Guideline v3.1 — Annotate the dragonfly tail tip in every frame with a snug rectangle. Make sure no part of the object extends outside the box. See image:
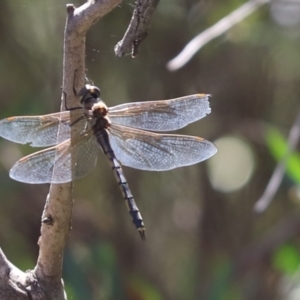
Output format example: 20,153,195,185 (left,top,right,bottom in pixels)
138,228,146,241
